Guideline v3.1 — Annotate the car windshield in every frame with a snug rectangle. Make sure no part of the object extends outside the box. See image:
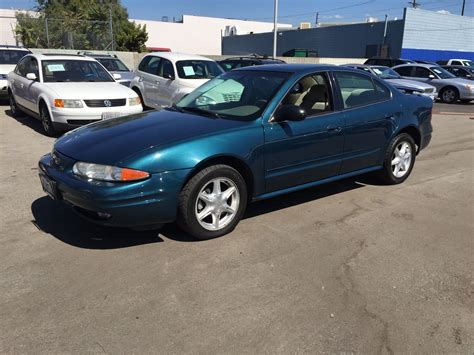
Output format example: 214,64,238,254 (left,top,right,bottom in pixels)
462,60,473,66
41,60,114,82
430,66,456,79
0,50,30,64
95,58,129,72
372,66,401,79
176,60,224,79
175,70,290,120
